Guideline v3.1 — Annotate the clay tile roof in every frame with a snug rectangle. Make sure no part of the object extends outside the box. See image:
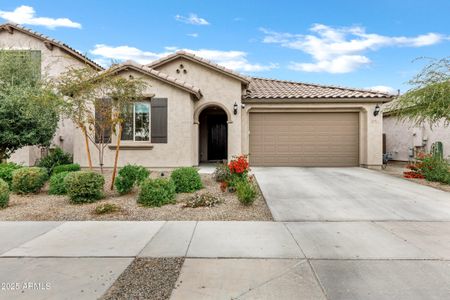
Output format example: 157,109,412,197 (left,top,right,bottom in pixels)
147,50,250,84
0,23,103,70
244,77,395,101
108,60,202,100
